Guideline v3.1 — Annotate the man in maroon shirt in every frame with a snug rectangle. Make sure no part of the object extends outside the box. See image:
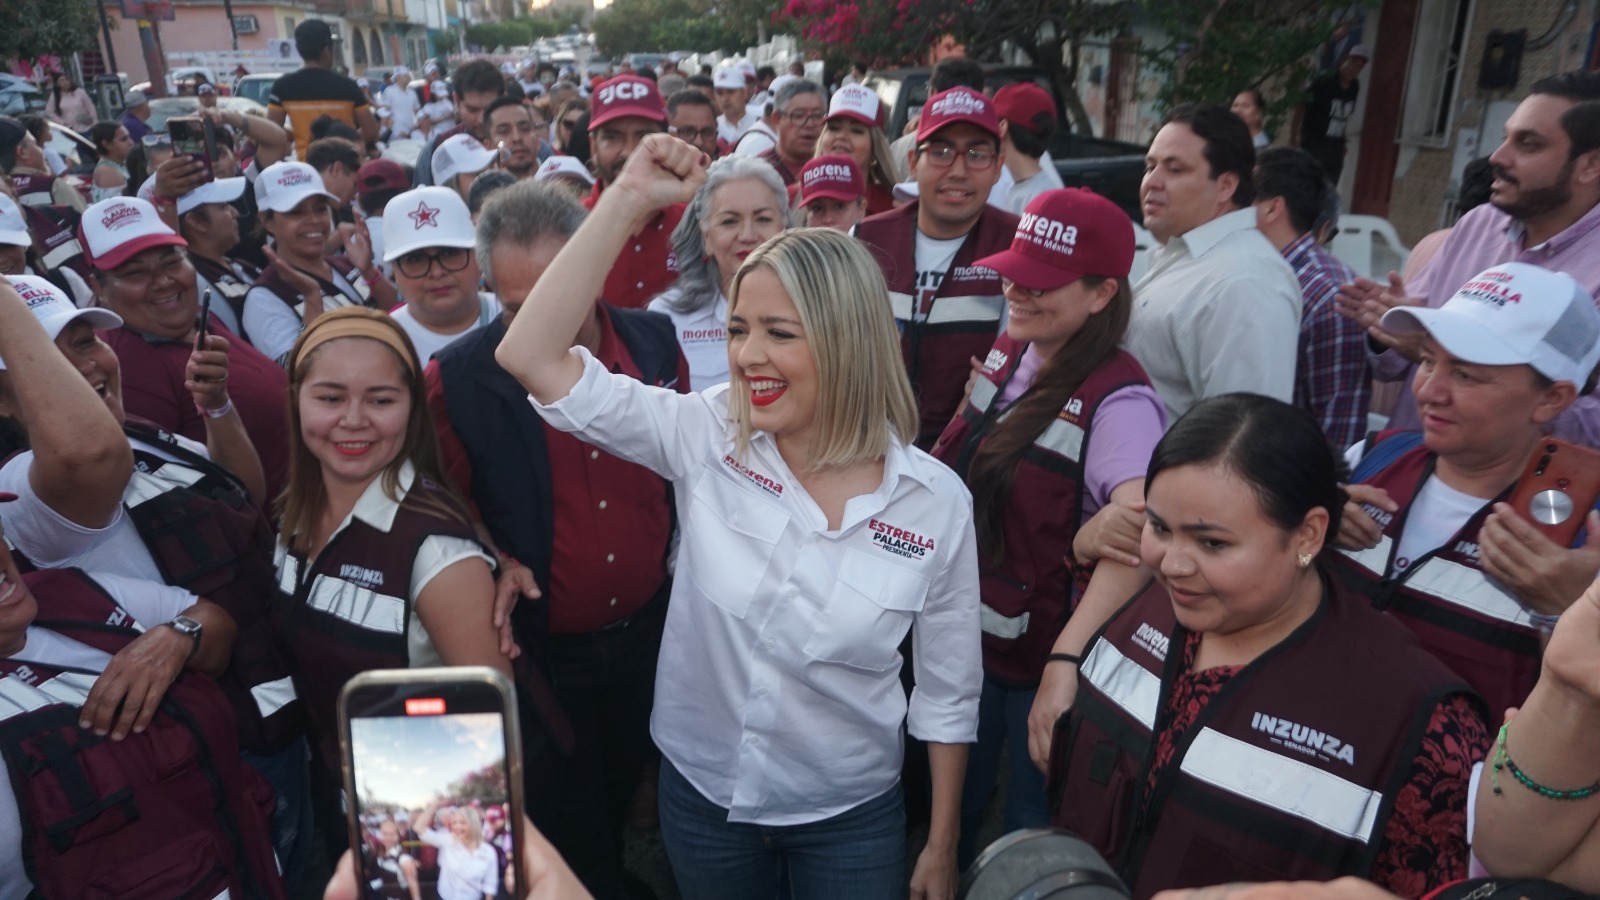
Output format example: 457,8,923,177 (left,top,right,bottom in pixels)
425,179,687,900
582,74,685,309
758,79,826,187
